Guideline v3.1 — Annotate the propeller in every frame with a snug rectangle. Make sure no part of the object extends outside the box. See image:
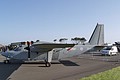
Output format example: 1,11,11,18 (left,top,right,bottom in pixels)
25,41,34,60
27,41,30,59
